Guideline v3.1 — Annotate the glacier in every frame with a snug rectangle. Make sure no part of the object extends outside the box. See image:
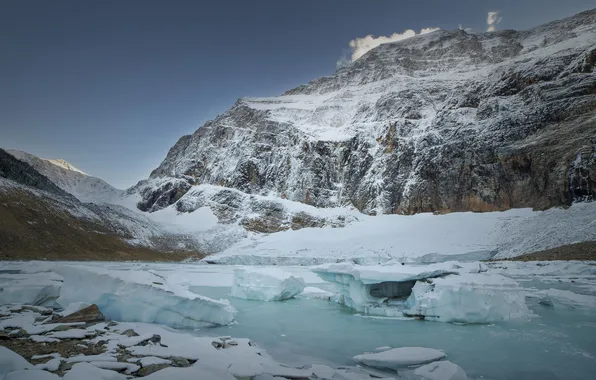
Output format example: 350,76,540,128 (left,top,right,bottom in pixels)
230,267,306,301
55,266,237,327
312,262,531,323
